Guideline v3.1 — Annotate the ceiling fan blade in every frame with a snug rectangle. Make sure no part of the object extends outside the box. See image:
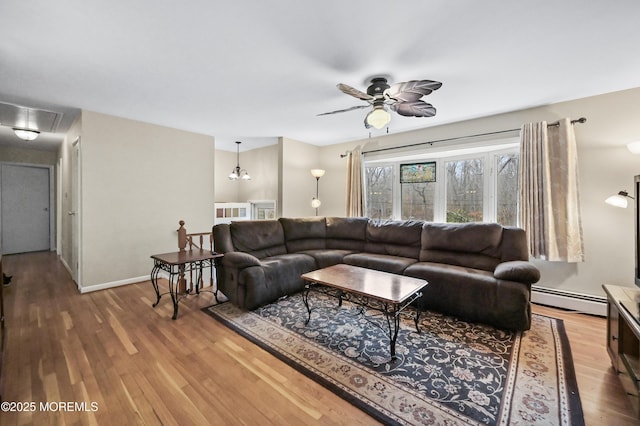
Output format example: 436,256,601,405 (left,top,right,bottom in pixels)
392,100,437,117
385,80,442,102
337,83,374,101
317,104,370,116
